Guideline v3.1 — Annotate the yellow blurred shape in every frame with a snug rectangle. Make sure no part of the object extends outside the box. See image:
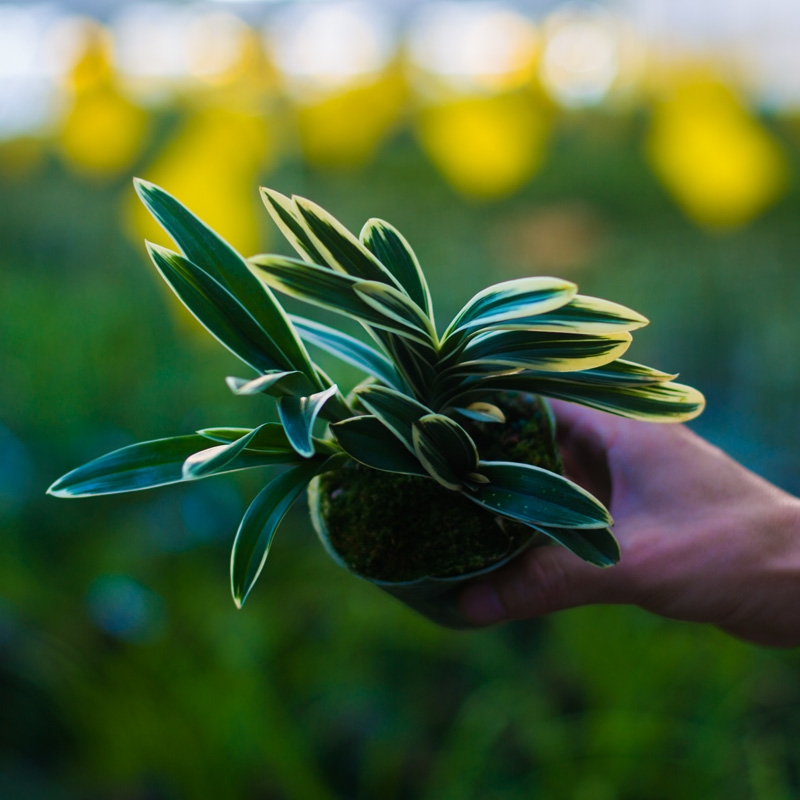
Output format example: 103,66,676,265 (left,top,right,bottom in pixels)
295,72,405,168
416,94,549,199
63,20,114,92
58,21,148,176
130,107,271,258
646,76,787,229
60,87,149,176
